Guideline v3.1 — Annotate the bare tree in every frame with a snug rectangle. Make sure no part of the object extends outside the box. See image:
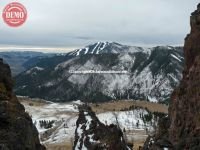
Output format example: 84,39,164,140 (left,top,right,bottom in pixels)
70,137,74,149
112,112,120,129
